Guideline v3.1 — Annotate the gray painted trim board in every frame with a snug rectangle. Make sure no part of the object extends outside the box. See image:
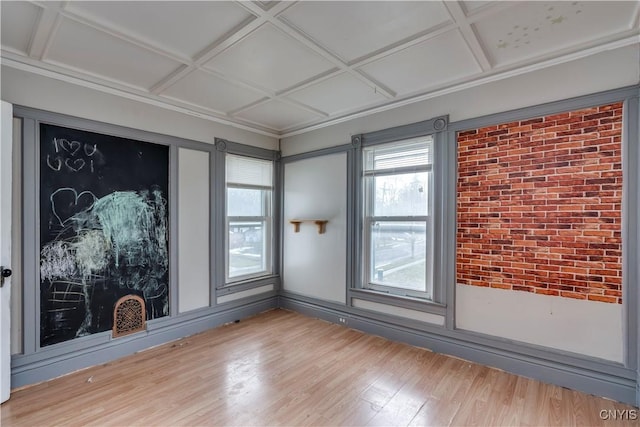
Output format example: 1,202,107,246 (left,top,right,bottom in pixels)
281,291,633,379
12,298,277,388
279,296,636,406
